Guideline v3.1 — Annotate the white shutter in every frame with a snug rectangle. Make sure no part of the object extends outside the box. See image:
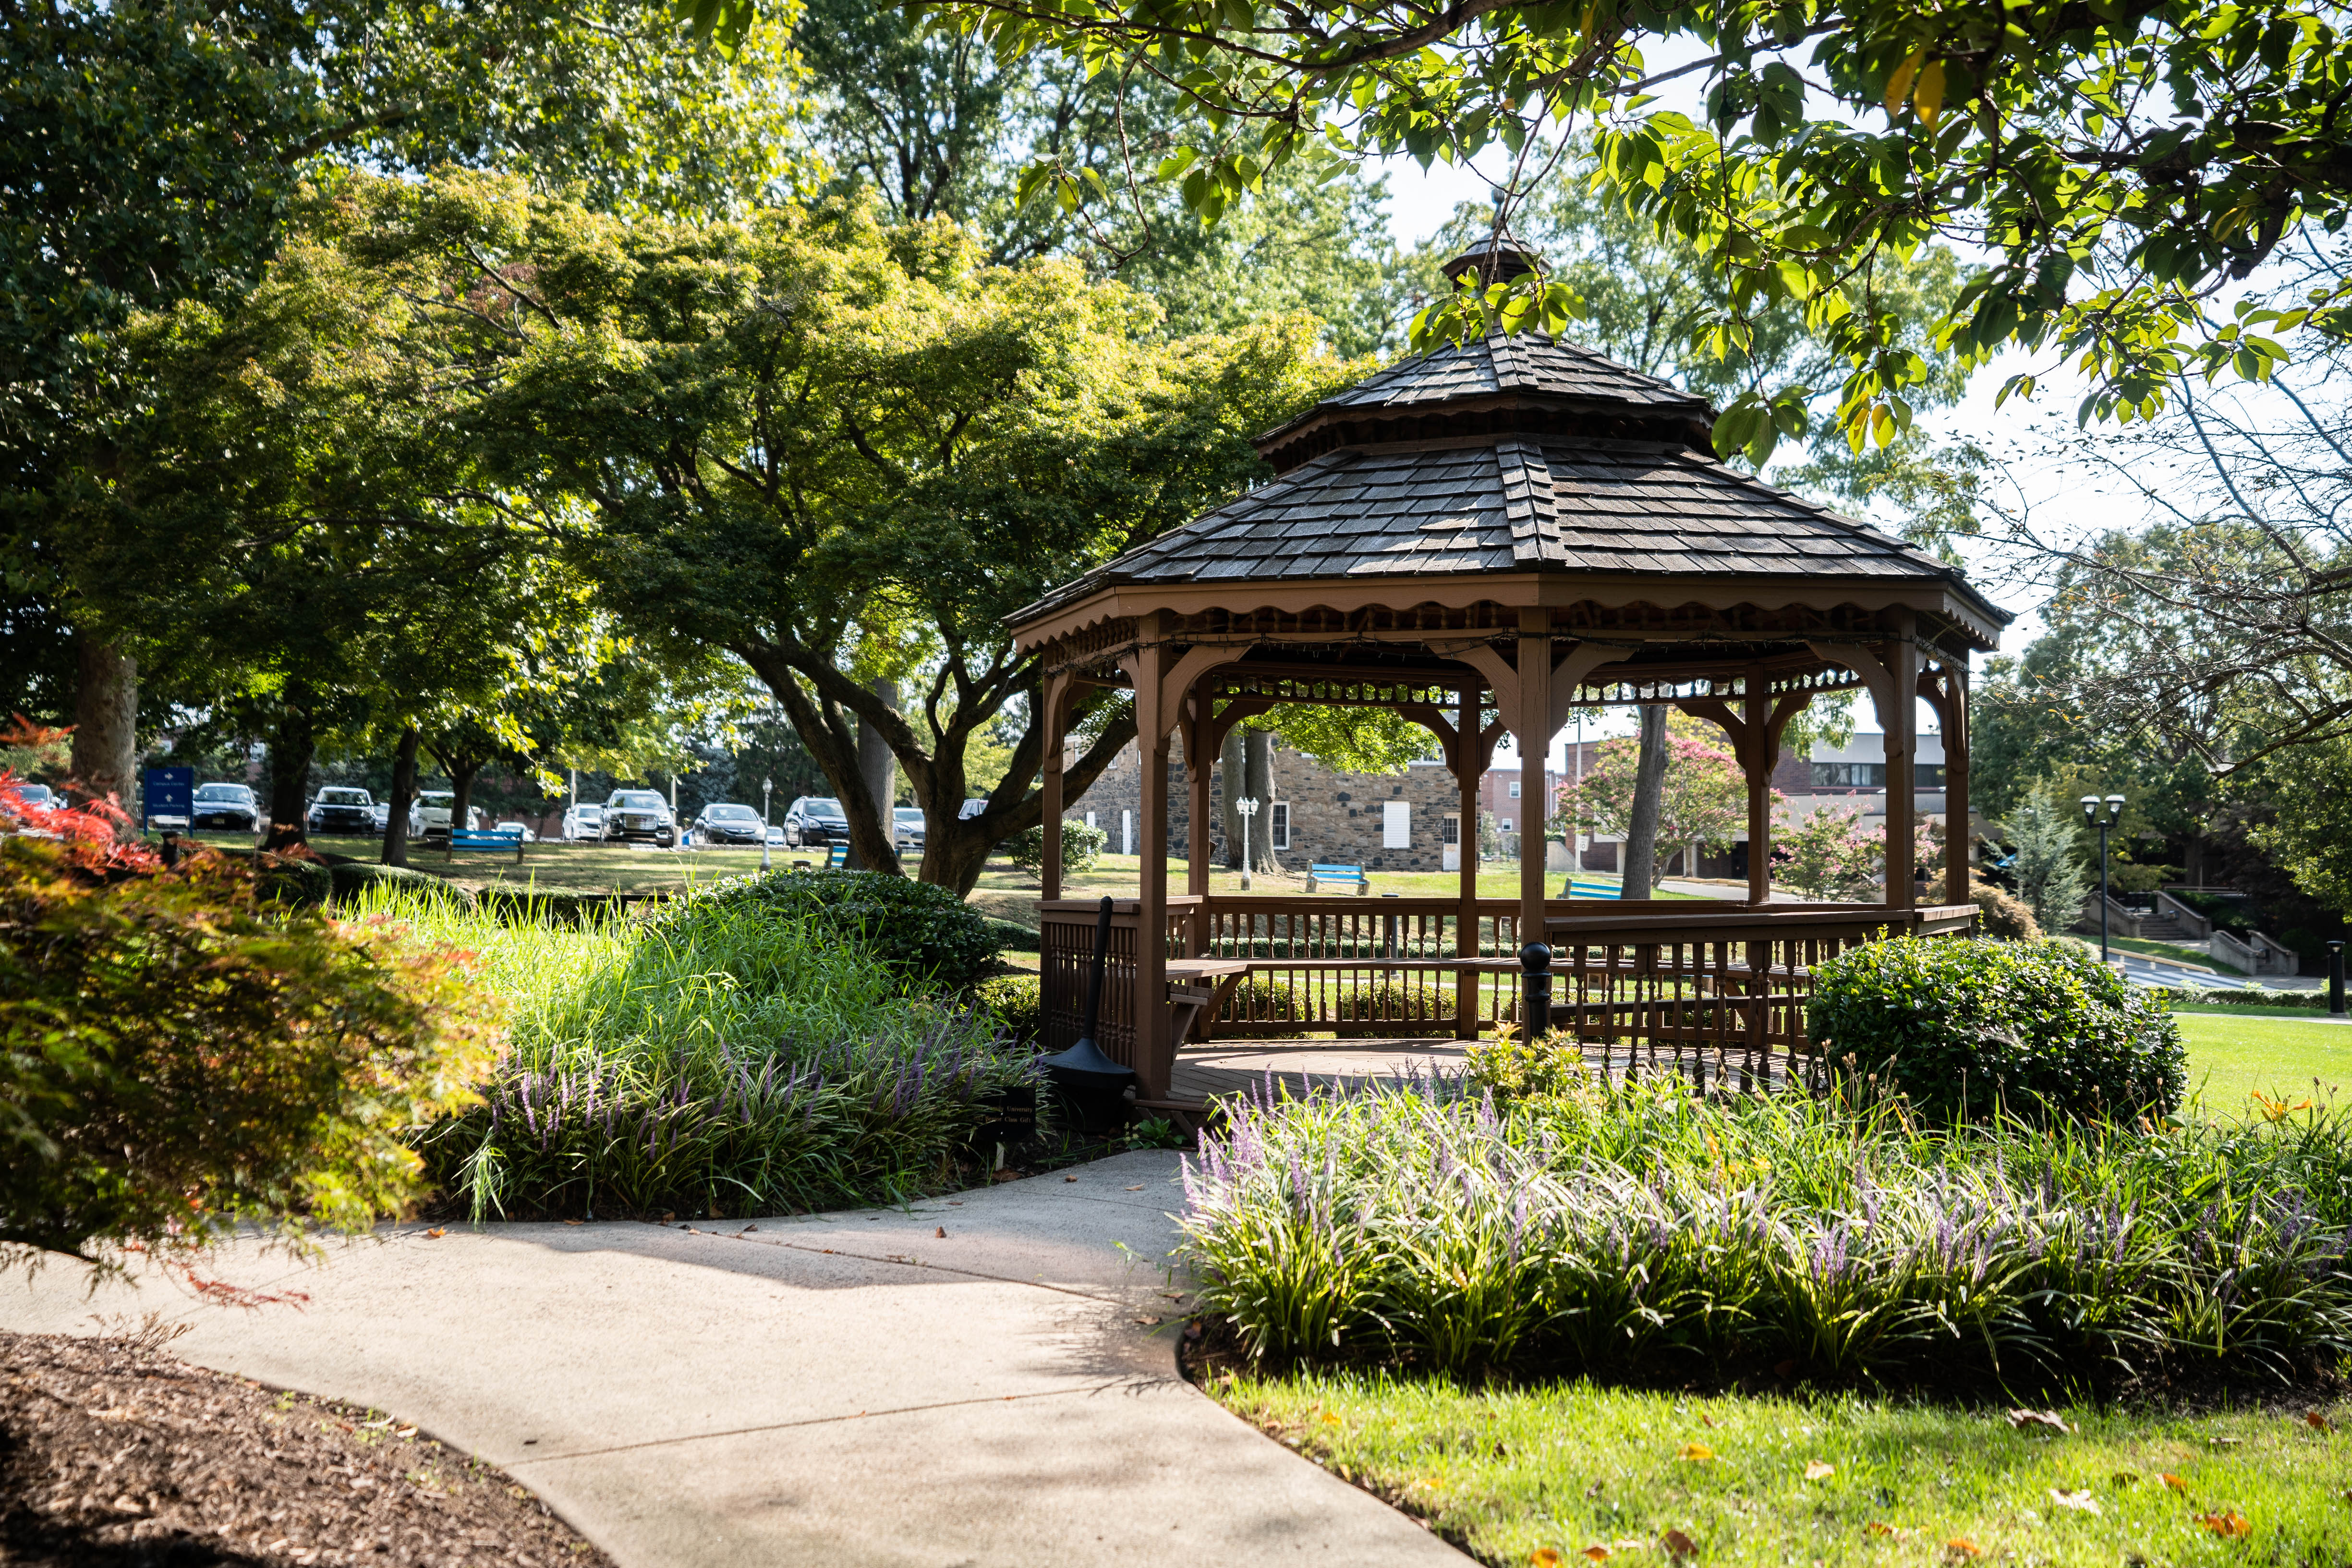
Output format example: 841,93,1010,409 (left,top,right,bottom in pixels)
1382,800,1410,848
